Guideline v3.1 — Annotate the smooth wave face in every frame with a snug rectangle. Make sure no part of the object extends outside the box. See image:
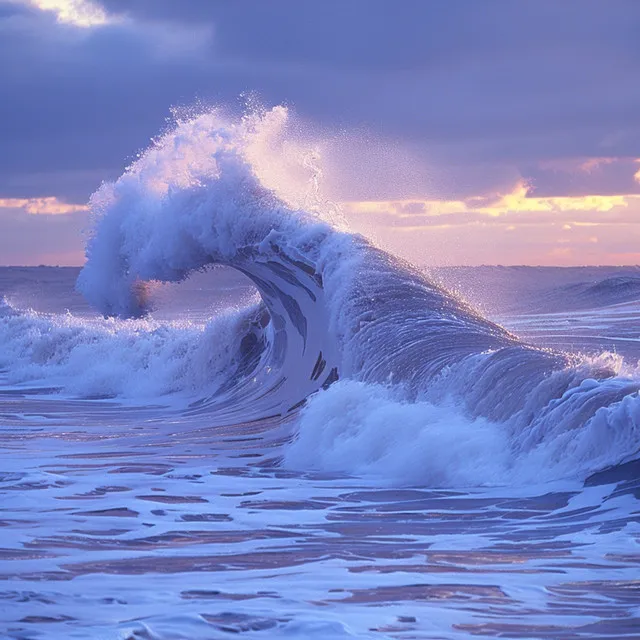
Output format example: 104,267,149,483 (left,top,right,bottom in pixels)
22,106,630,485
